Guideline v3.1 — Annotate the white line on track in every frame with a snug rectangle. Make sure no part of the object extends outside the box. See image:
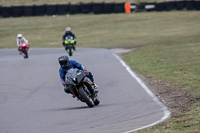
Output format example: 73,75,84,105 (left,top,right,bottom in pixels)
113,53,171,133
